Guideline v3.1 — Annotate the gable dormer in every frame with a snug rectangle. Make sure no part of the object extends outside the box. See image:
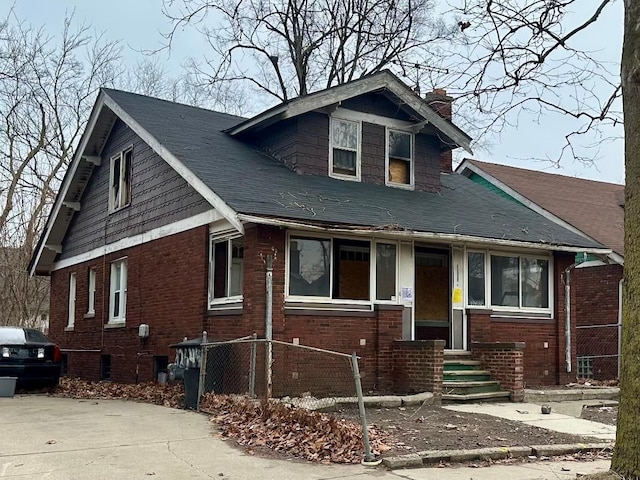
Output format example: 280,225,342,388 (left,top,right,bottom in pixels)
229,71,471,193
